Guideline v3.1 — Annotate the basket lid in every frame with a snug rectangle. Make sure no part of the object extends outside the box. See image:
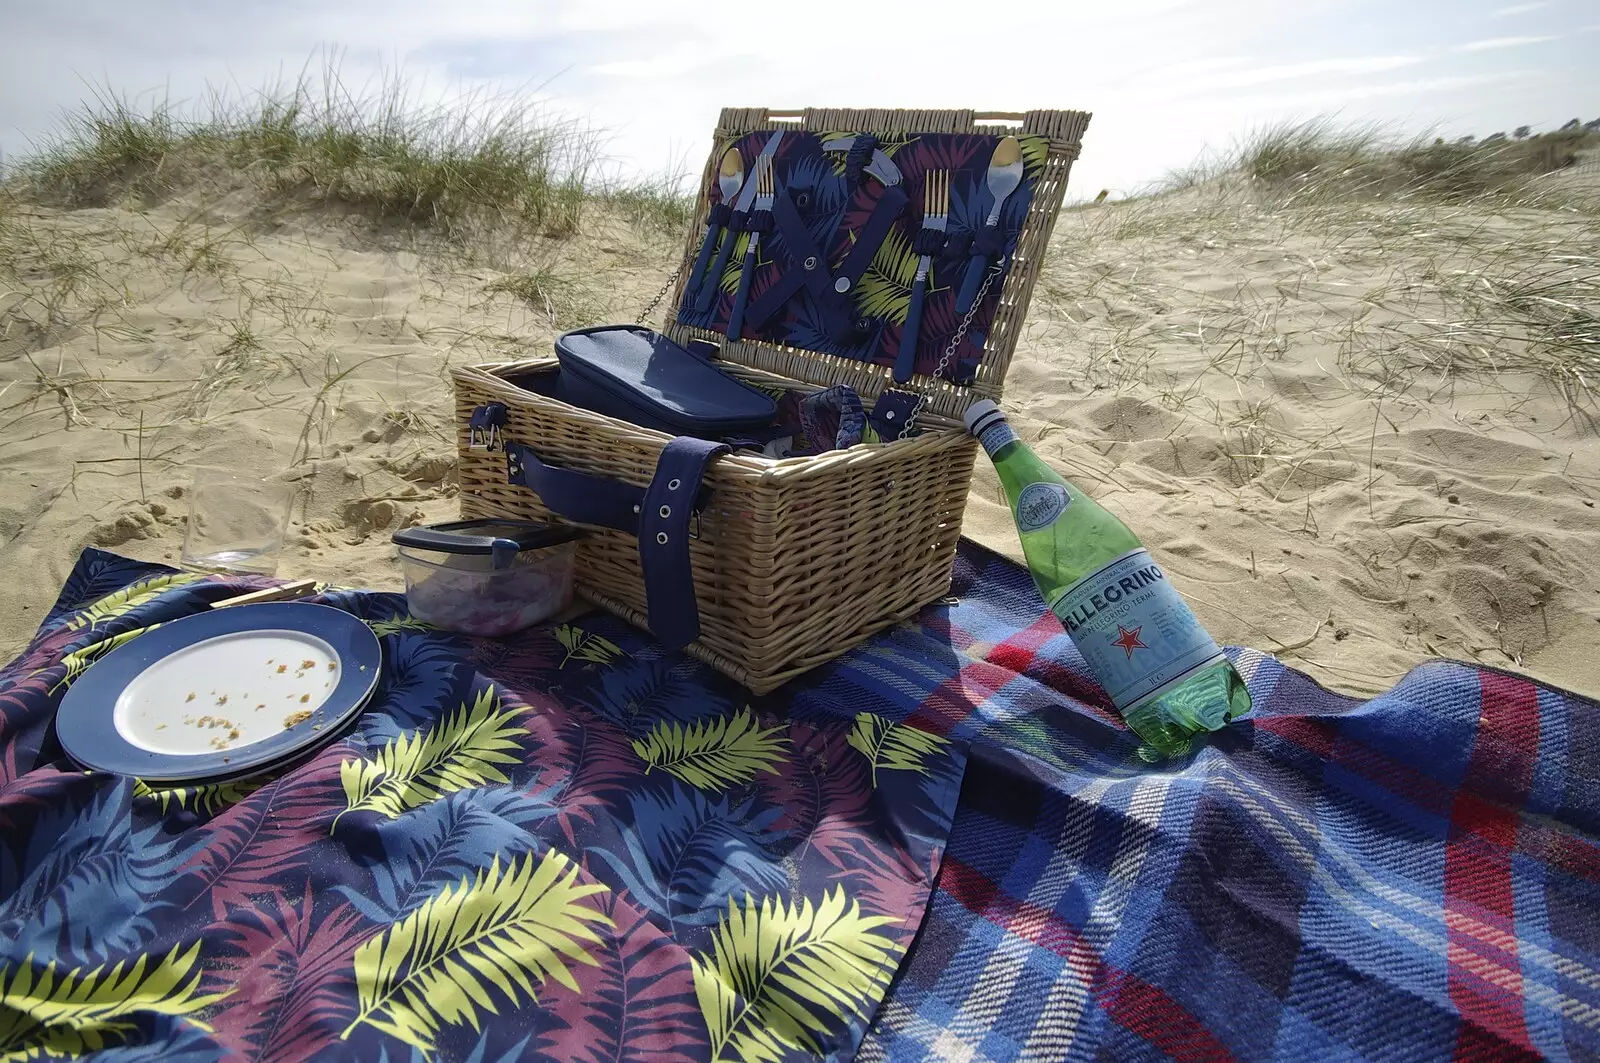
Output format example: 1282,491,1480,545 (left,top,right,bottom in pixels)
663,107,1090,425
